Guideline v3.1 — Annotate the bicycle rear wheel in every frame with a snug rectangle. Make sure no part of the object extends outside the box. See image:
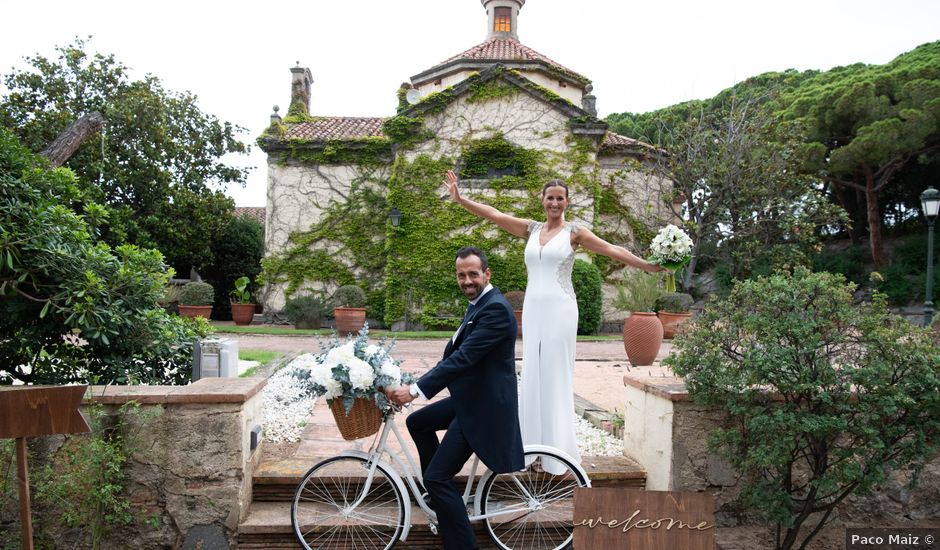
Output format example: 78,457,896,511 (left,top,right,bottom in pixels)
291,456,404,550
480,449,588,550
